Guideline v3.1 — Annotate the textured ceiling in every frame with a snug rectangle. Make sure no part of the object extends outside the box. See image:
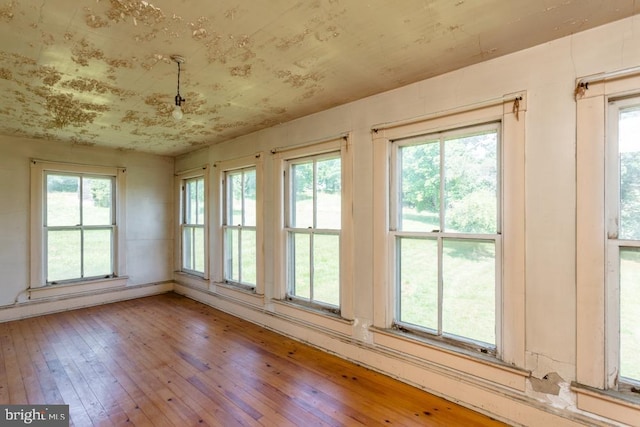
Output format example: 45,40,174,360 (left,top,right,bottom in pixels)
0,0,637,156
